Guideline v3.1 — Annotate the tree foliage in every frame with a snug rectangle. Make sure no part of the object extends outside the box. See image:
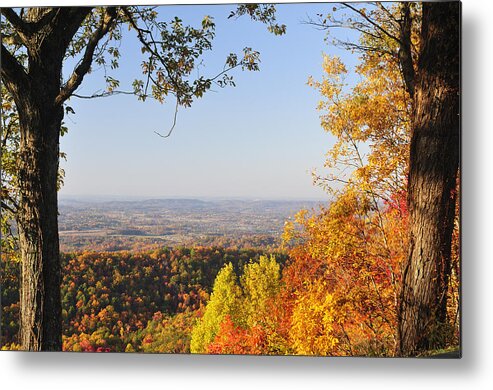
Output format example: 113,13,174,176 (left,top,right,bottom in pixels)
276,2,459,356
190,262,241,353
1,6,285,106
289,281,338,356
0,3,460,355
1,246,285,352
191,255,282,354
